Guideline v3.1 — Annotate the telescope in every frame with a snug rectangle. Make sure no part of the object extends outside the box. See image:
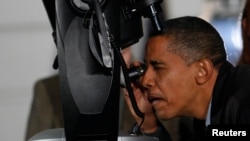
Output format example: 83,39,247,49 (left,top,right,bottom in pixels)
28,0,163,140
